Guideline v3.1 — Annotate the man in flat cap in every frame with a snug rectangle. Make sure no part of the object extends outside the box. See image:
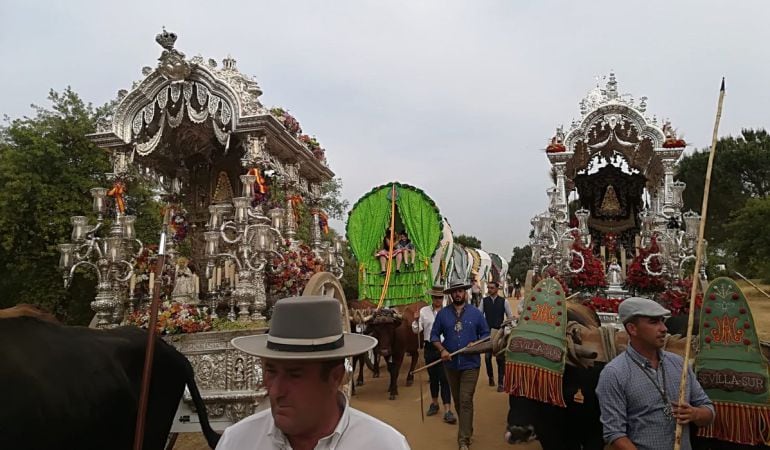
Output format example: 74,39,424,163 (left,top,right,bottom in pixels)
596,297,714,450
217,296,410,450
